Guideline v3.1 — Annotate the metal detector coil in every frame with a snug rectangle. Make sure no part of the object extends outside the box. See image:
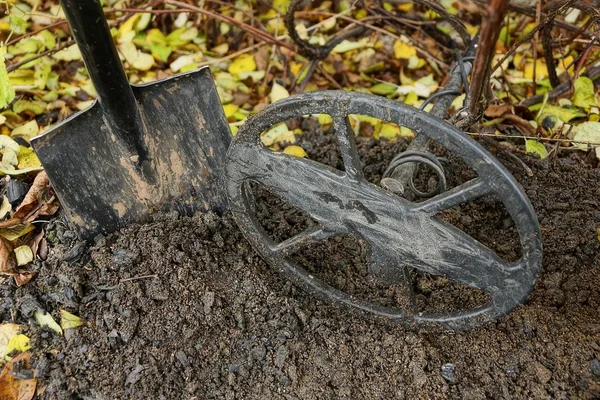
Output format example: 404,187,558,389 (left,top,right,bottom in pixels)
225,91,542,330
